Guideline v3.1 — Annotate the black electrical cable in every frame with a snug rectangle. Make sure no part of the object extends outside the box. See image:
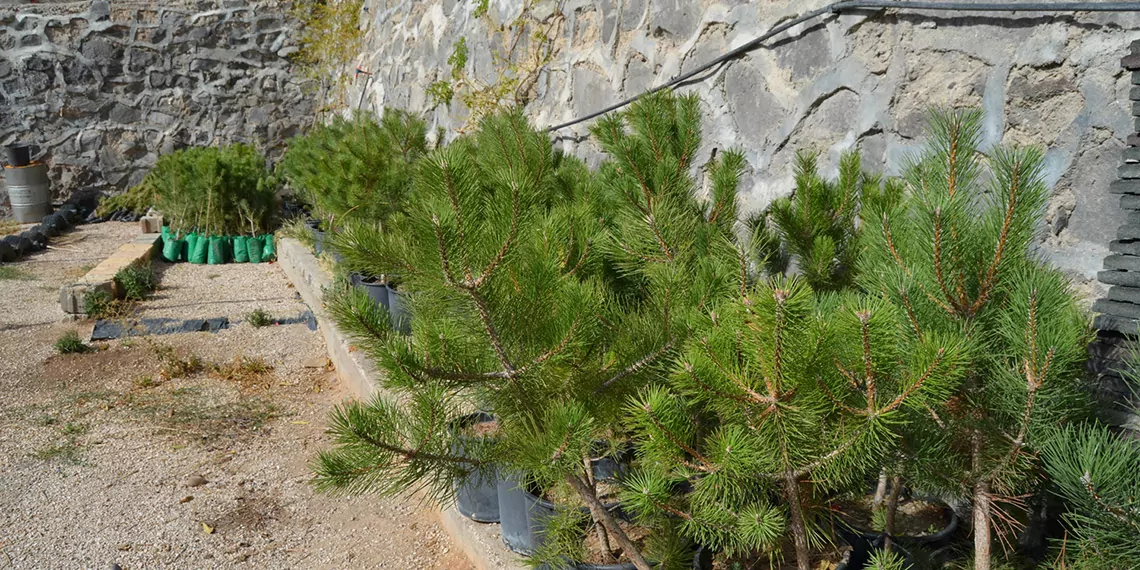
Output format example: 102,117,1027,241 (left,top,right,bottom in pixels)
545,0,1140,132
